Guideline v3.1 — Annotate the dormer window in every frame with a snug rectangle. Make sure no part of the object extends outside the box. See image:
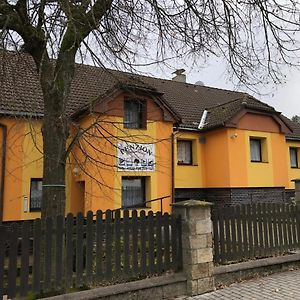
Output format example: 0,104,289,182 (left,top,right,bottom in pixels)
124,99,147,129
